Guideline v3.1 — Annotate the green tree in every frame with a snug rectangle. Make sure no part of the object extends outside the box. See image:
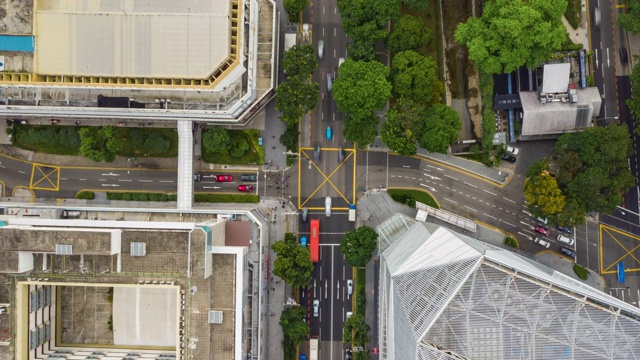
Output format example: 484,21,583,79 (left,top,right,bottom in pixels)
282,44,317,79
229,136,250,158
337,0,400,43
203,126,232,153
524,171,566,216
555,198,586,227
279,306,309,347
346,41,376,62
342,314,371,346
381,108,417,156
618,0,640,34
276,78,320,126
143,133,170,154
391,50,442,104
129,129,145,149
400,0,428,10
79,126,121,162
417,104,461,153
555,150,582,186
332,59,392,120
388,15,431,54
455,0,567,74
627,62,640,130
340,226,378,267
272,233,314,288
280,125,300,152
283,0,310,22
343,113,379,149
